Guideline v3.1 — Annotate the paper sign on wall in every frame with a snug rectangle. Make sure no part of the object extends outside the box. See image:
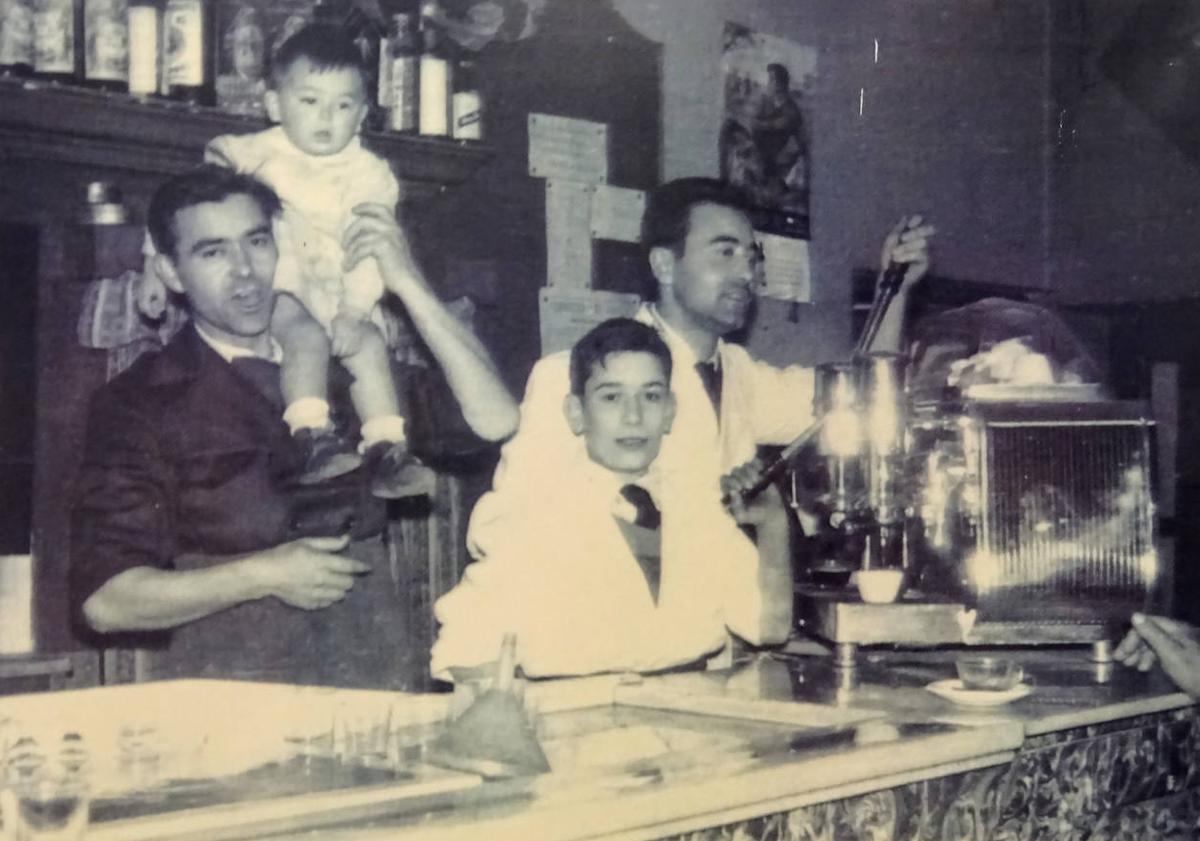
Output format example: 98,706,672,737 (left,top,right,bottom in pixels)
590,185,645,243
539,288,641,355
529,113,608,184
545,179,594,289
759,233,811,303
